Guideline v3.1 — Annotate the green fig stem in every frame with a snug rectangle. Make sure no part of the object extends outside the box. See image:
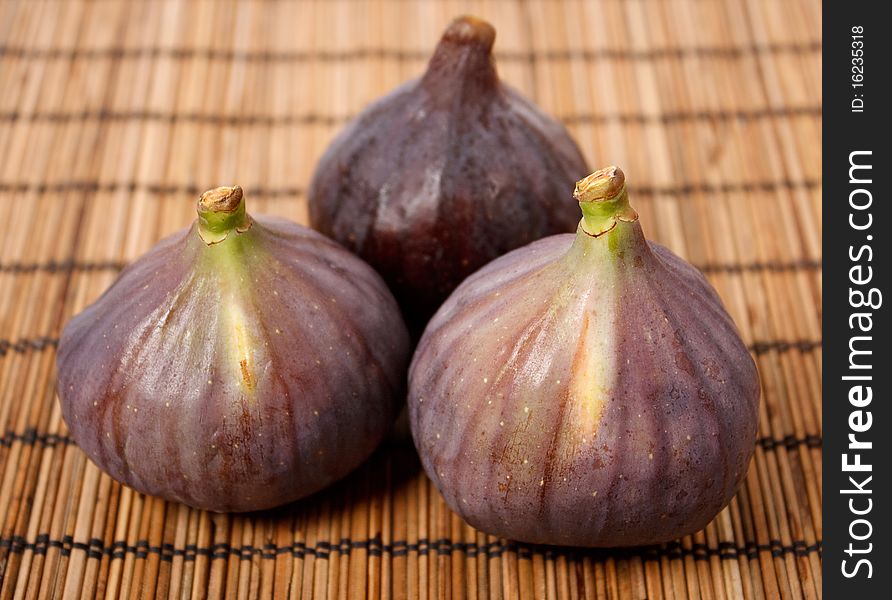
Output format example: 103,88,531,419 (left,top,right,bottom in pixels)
197,186,253,245
574,166,639,238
